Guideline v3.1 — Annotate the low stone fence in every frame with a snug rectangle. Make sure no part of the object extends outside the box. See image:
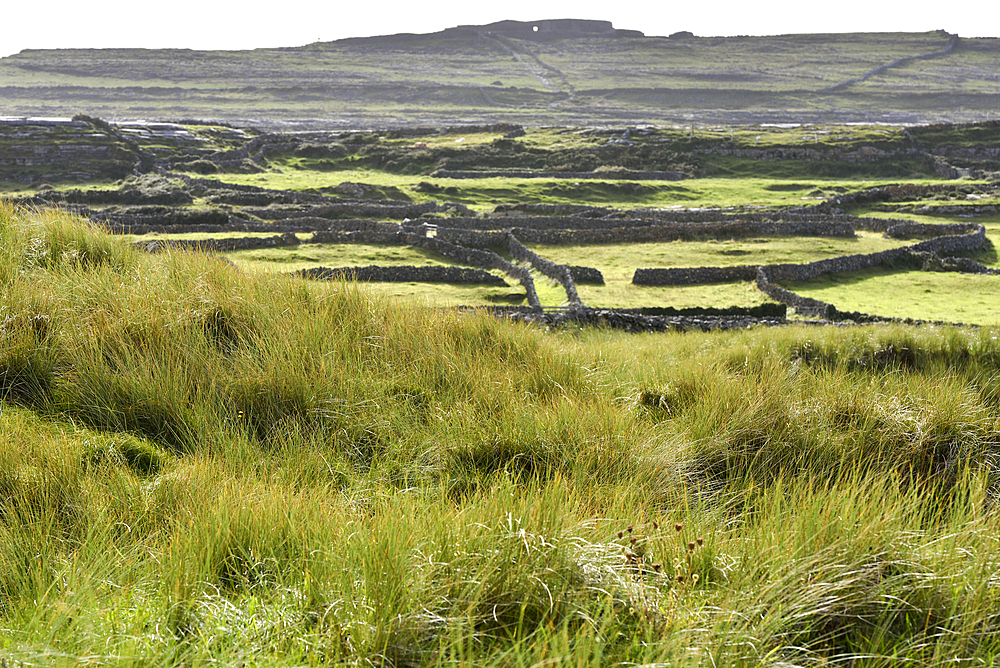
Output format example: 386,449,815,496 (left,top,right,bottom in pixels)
568,266,604,284
432,169,685,180
755,225,987,313
763,225,985,284
633,265,758,285
813,183,962,211
502,308,786,333
926,256,1000,275
884,222,981,238
92,209,230,232
297,265,509,285
435,227,507,246
430,212,883,233
505,234,582,306
407,235,541,308
755,267,832,316
631,221,988,288
136,233,300,253
241,201,445,221
875,203,1000,217
492,203,615,217
511,220,856,245
309,229,410,245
